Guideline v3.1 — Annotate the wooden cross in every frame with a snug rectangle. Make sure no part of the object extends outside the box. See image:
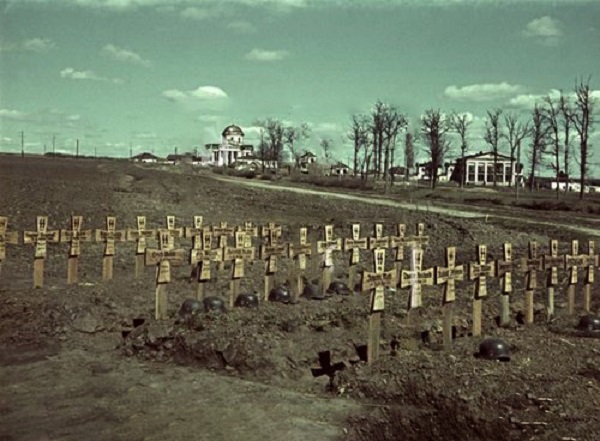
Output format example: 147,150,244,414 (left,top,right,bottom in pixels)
212,222,235,270
59,215,92,284
238,221,259,249
434,246,464,349
223,231,256,307
145,230,187,320
361,248,396,364
190,229,222,300
95,216,126,281
158,215,184,251
468,244,495,337
408,223,429,250
583,240,596,313
261,222,282,241
184,215,206,273
291,227,313,301
317,225,343,296
344,223,368,293
495,243,513,326
390,223,408,280
126,216,156,278
565,240,588,316
368,222,390,251
0,216,19,277
260,224,290,301
23,216,60,288
542,239,564,319
401,247,434,324
518,241,542,325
